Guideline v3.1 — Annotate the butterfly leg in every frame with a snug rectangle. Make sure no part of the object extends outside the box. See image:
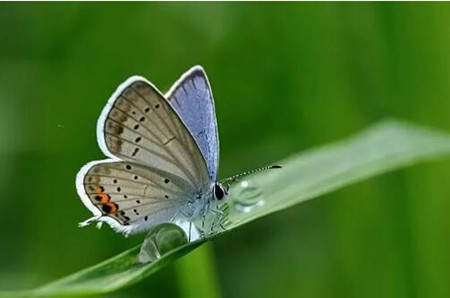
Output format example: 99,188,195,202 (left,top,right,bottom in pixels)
199,214,207,238
209,208,227,233
211,209,225,215
188,221,192,242
209,214,217,234
200,199,211,237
